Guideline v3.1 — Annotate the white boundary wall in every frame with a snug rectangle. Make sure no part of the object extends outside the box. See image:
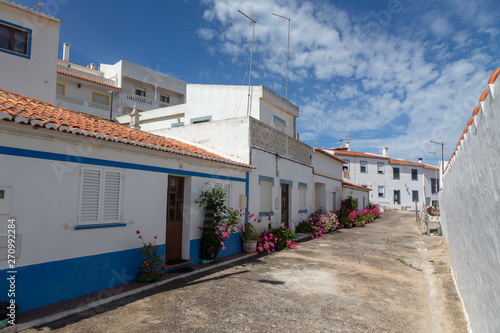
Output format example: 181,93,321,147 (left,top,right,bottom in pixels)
439,68,500,333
